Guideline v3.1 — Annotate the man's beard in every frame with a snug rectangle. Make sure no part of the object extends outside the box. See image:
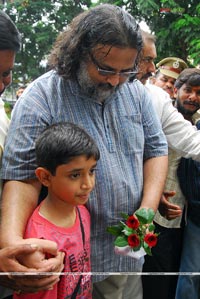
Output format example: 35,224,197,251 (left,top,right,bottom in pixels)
141,72,152,81
176,97,200,116
137,71,152,85
77,61,120,102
